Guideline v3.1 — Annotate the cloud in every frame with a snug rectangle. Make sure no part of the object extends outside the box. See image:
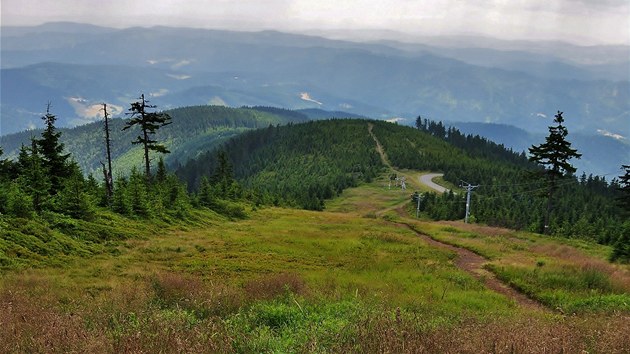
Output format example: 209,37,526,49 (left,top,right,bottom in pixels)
597,129,627,141
2,0,628,44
